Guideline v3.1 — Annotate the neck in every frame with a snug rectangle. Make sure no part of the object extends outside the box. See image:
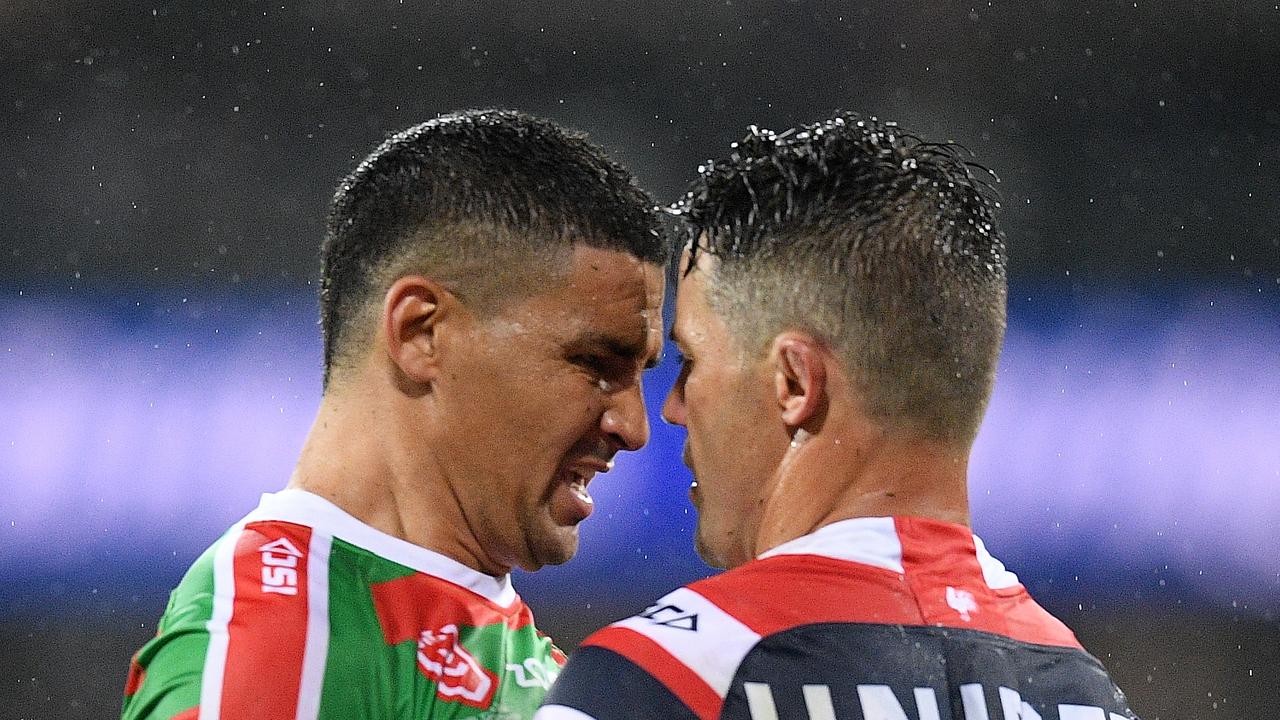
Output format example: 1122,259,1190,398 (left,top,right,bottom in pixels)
753,420,972,558
288,377,509,577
